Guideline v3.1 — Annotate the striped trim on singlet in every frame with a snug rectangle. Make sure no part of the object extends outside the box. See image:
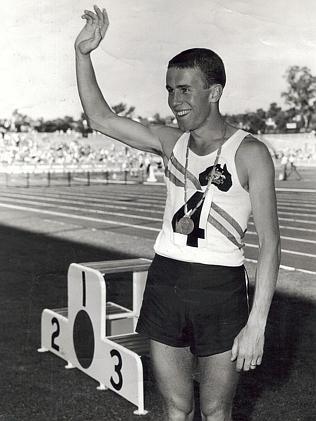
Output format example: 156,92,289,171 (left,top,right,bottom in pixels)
165,152,202,190
208,202,246,249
